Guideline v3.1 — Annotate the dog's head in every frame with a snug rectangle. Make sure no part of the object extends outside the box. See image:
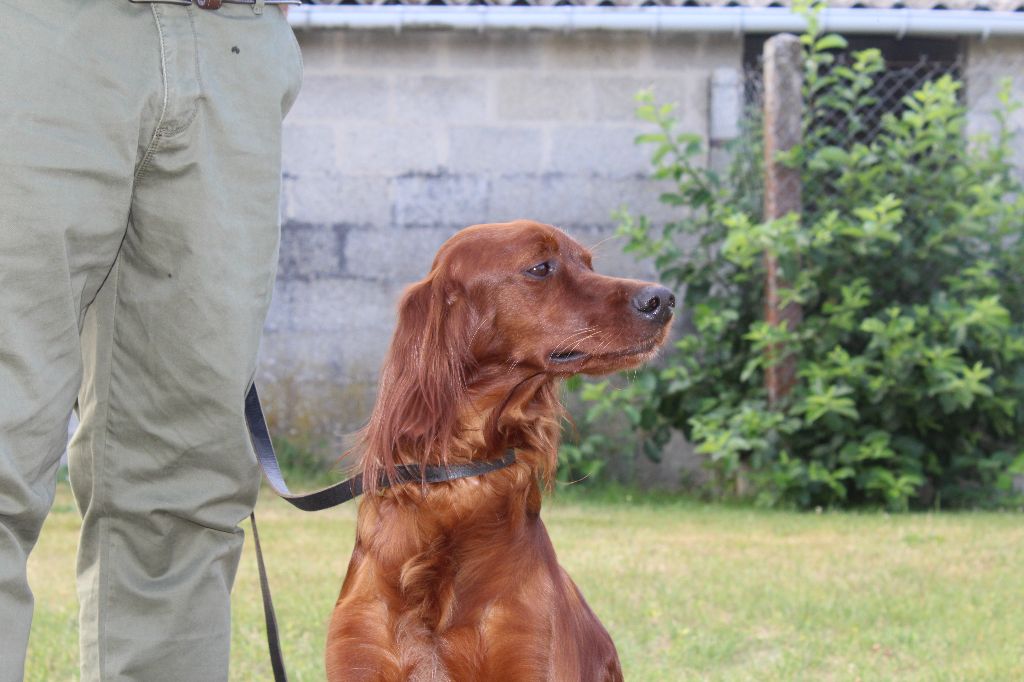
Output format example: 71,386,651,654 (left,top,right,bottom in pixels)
360,220,674,486
432,220,674,376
